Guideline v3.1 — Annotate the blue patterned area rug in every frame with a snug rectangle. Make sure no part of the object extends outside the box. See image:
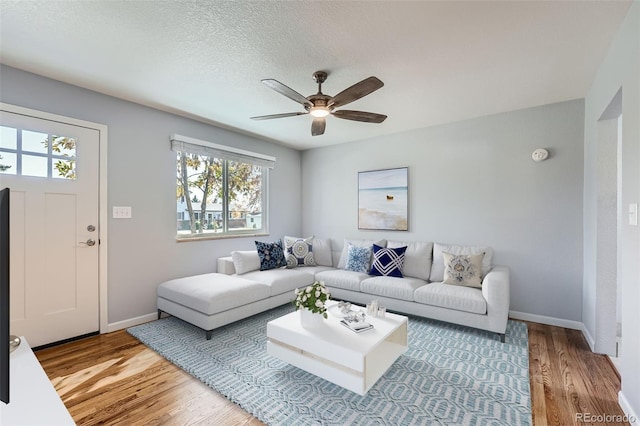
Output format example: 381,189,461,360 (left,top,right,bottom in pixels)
128,305,531,425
